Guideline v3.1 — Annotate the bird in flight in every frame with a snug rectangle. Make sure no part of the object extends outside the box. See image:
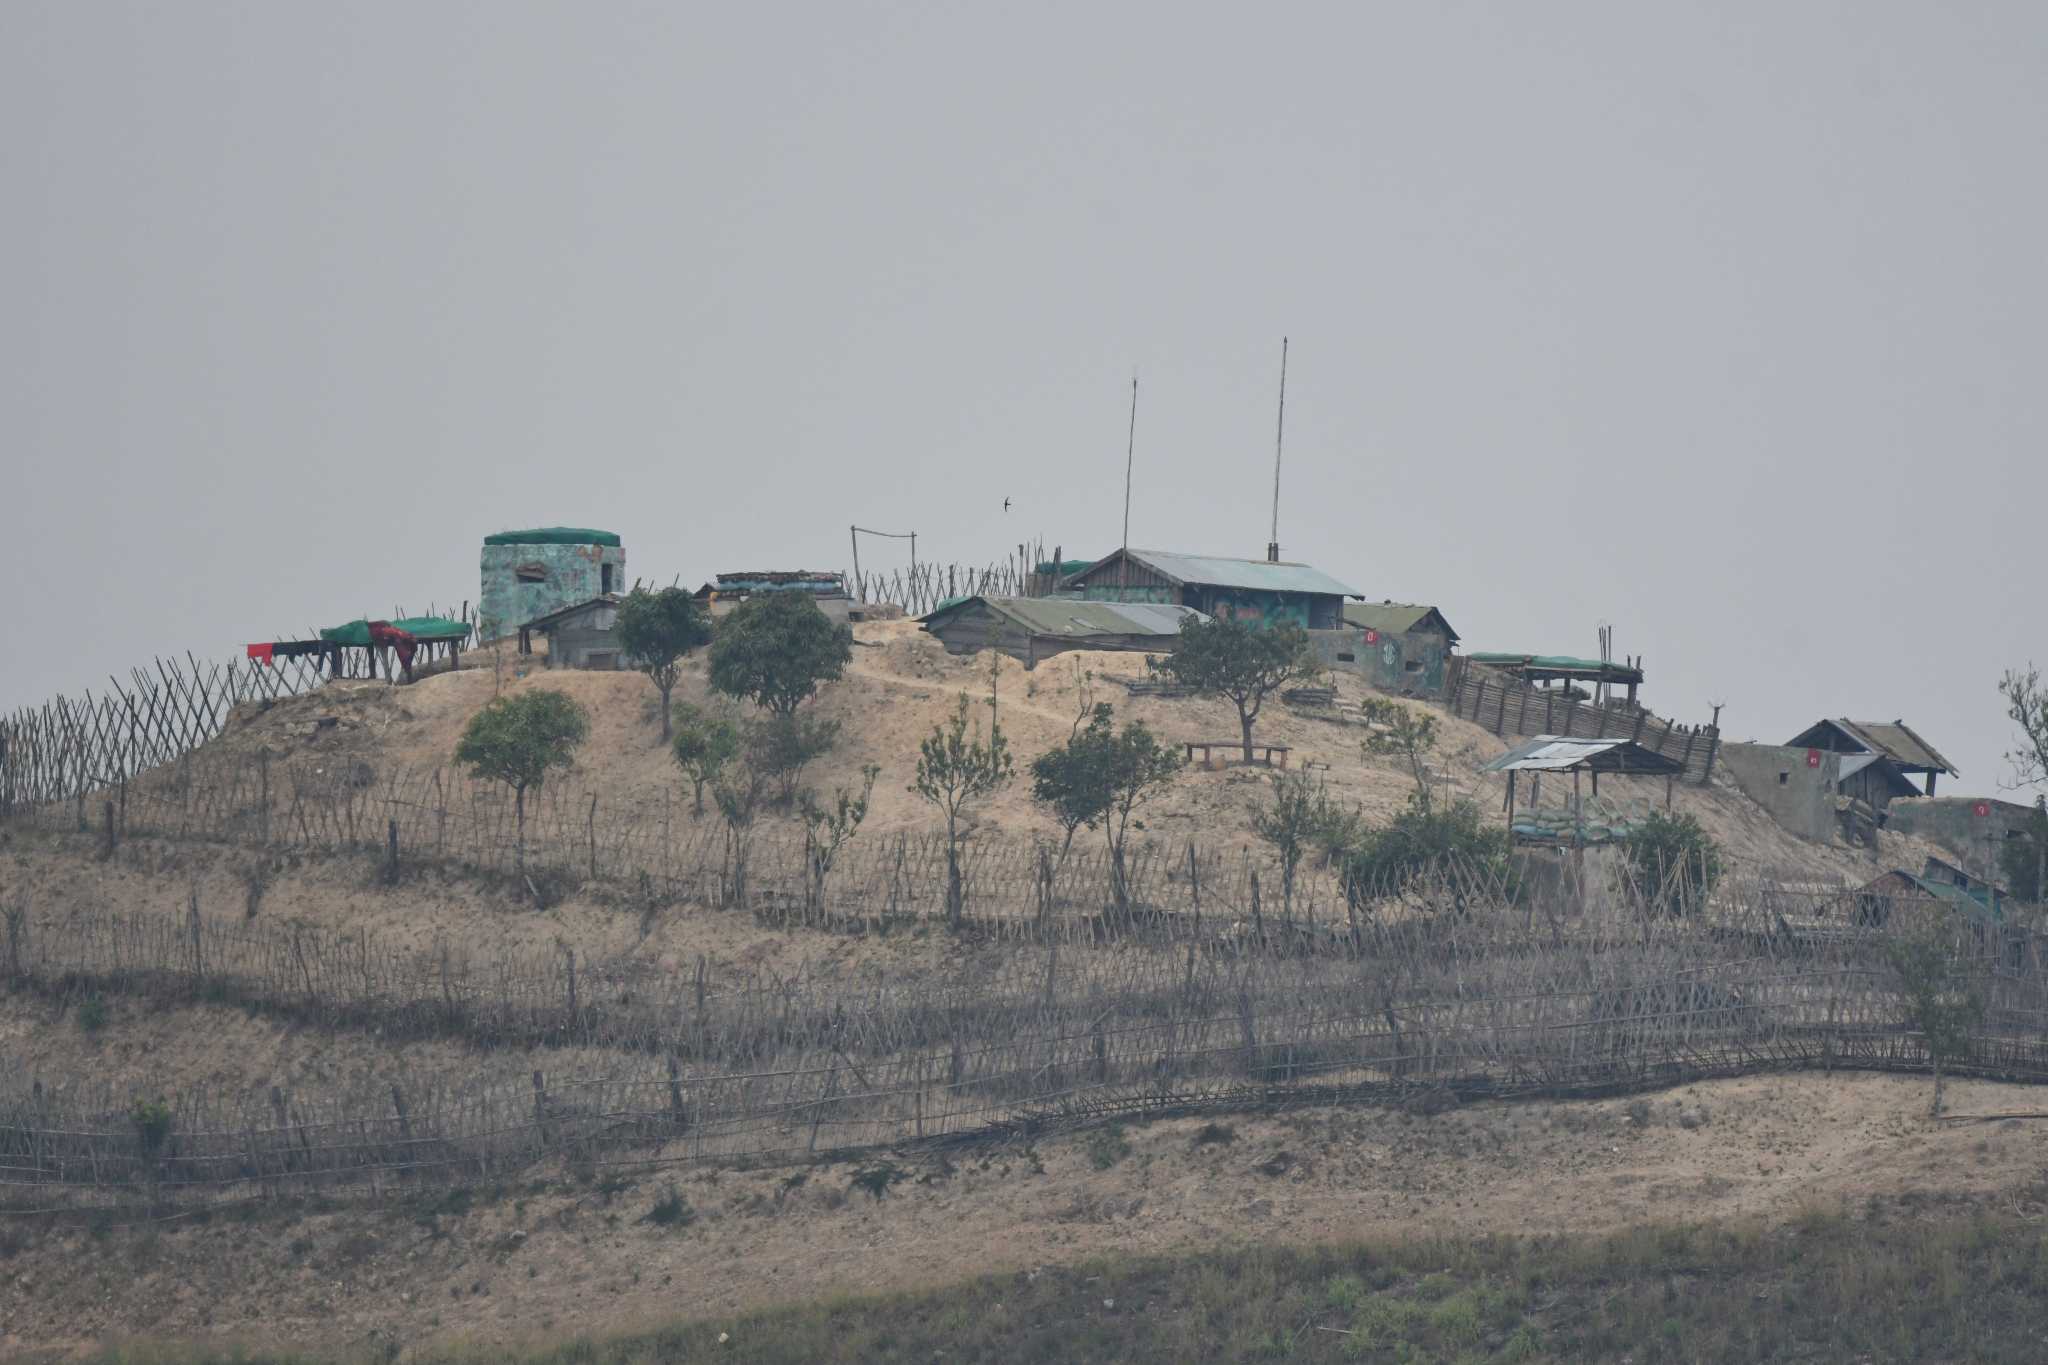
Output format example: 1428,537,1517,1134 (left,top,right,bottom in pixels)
1003,497,1011,512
